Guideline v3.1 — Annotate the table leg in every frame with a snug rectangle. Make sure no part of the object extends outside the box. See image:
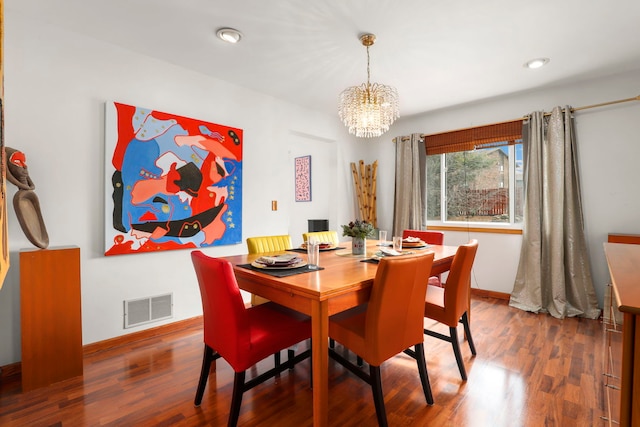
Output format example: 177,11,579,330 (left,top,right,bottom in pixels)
311,300,329,427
